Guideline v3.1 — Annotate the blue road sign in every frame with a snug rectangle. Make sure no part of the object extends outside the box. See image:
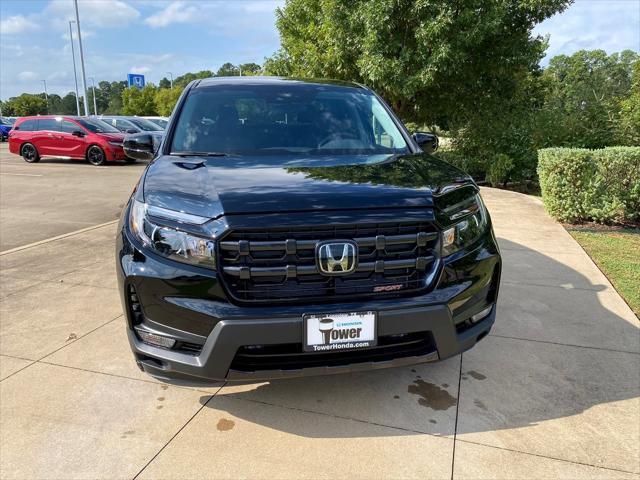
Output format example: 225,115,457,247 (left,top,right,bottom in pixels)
127,73,146,89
